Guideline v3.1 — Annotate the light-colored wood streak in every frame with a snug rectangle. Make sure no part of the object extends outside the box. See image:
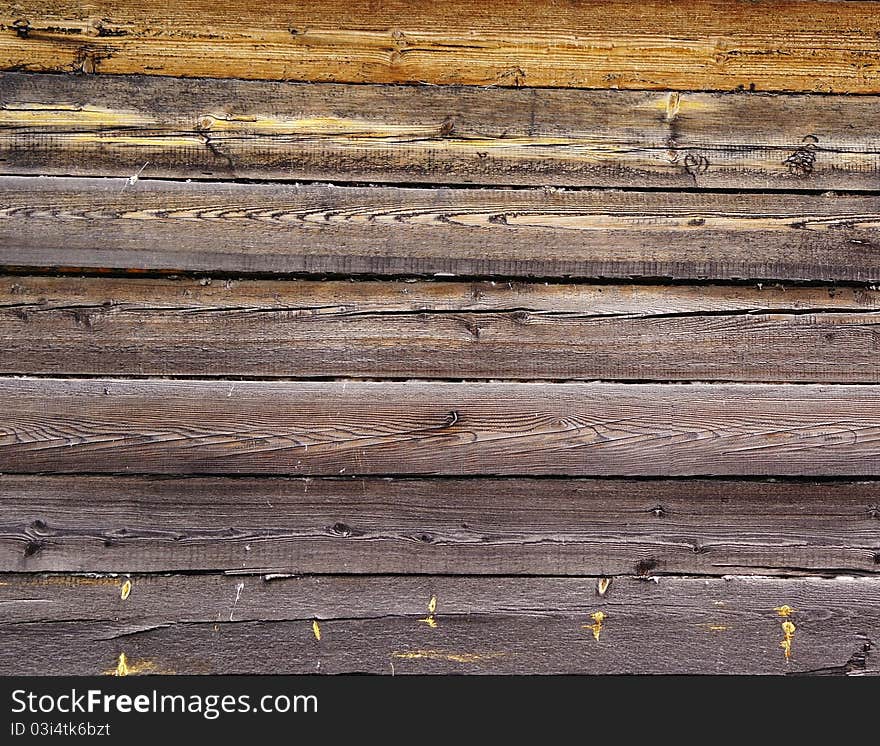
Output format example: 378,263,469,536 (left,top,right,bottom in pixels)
4,177,880,282
4,474,880,575
4,74,880,189
3,275,880,382
2,1,880,92
0,574,877,674
3,379,880,476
